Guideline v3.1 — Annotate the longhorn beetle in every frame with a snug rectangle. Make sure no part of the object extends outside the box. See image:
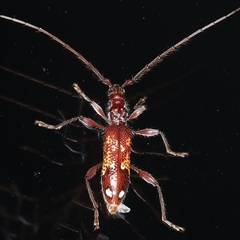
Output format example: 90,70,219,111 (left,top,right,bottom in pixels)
1,7,239,232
